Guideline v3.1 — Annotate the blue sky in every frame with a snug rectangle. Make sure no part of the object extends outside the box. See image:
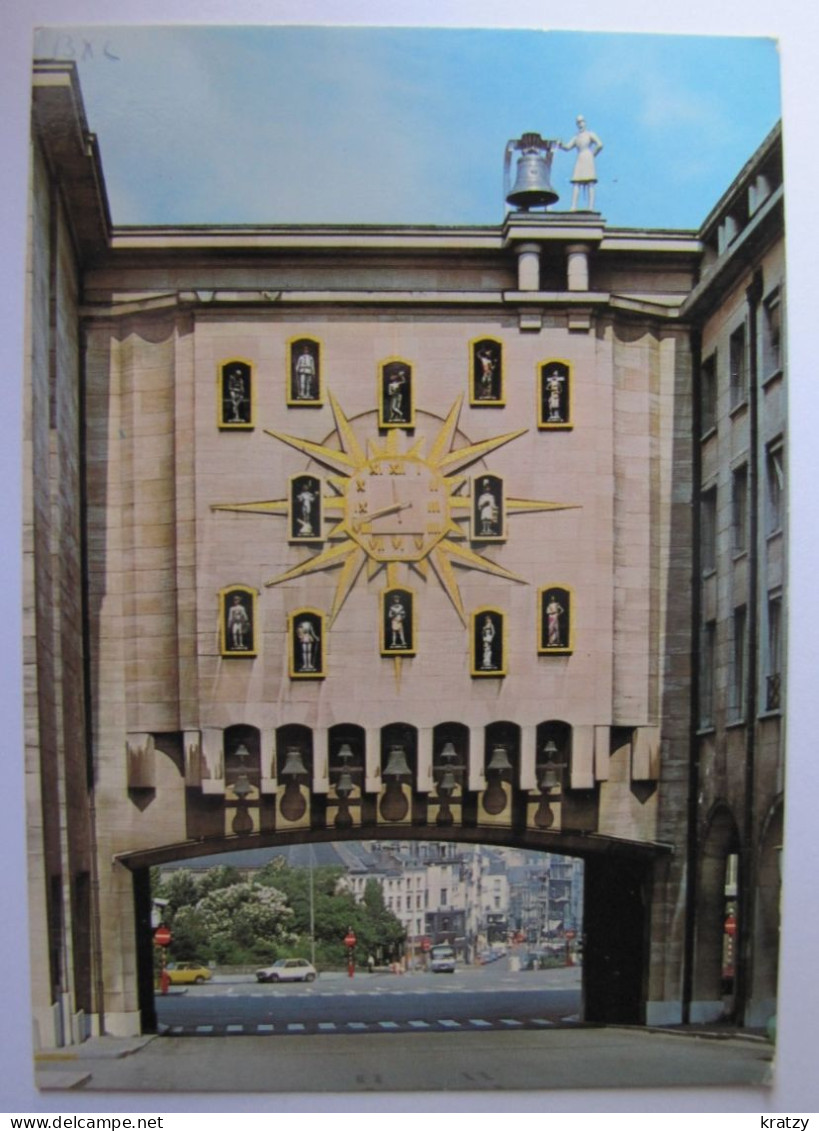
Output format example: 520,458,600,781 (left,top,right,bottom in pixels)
32,25,781,230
